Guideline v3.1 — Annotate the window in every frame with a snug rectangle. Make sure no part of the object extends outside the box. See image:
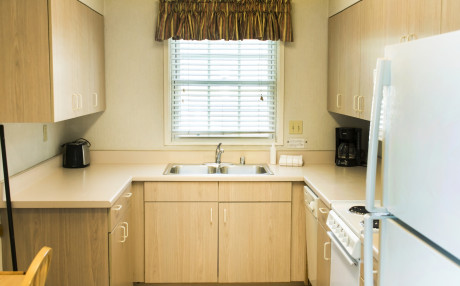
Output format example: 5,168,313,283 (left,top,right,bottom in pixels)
165,39,283,145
